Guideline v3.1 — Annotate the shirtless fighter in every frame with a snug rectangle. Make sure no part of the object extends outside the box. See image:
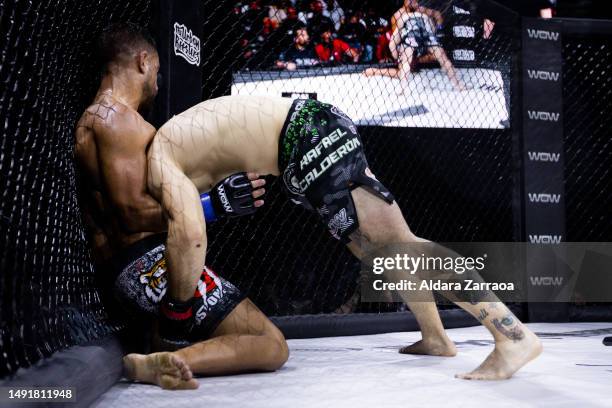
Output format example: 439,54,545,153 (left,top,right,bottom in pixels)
365,0,464,92
75,23,288,390
145,95,542,381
